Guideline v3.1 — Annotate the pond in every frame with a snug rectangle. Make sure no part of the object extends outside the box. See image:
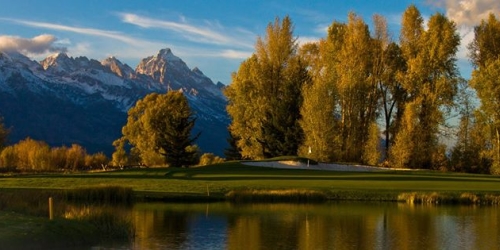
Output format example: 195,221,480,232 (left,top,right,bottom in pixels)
100,202,499,249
